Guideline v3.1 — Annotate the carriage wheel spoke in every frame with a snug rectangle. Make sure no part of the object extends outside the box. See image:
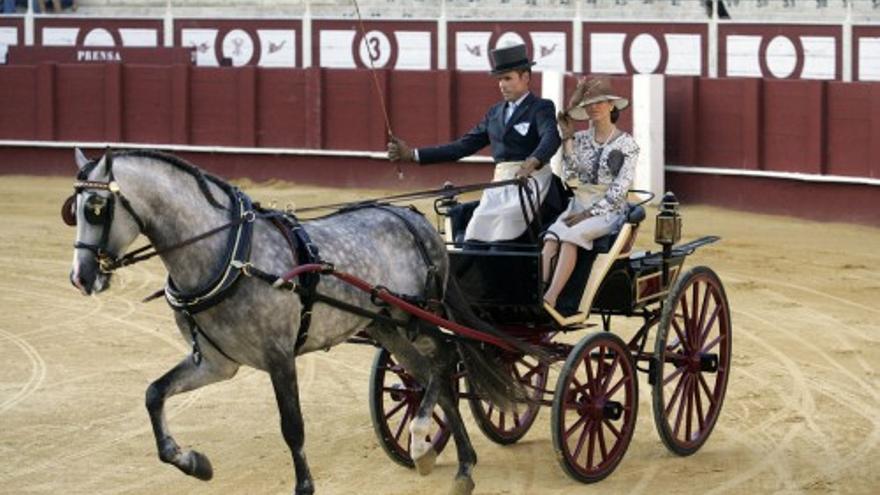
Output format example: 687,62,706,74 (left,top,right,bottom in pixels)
600,354,620,393
696,283,711,345
671,318,690,353
605,374,631,398
680,291,691,335
383,399,407,421
698,373,718,408
664,369,688,416
597,421,609,462
702,334,724,353
603,418,622,440
685,374,694,441
572,418,592,461
394,406,412,443
672,375,692,439
693,374,706,432
583,351,596,395
565,411,590,439
499,411,506,431
690,283,701,349
593,345,606,395
699,304,722,349
586,422,598,469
